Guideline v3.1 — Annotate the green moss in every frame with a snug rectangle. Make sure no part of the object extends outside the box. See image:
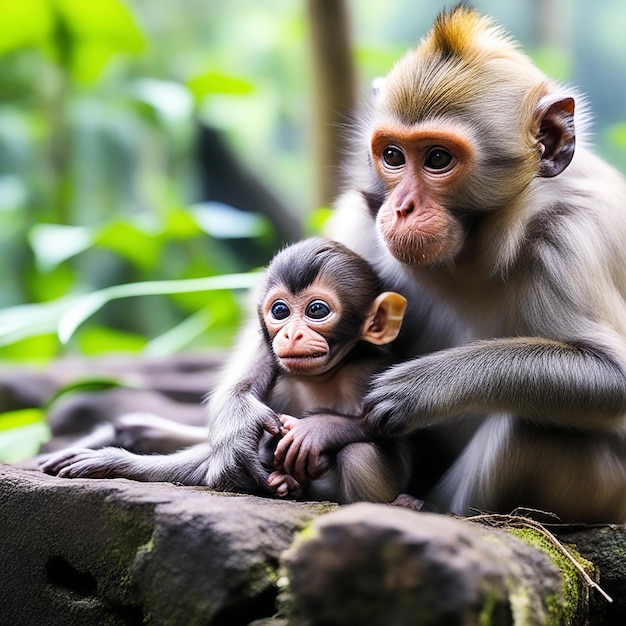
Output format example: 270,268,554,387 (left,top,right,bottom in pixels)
509,527,593,625
478,587,504,626
285,520,321,553
87,500,156,606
